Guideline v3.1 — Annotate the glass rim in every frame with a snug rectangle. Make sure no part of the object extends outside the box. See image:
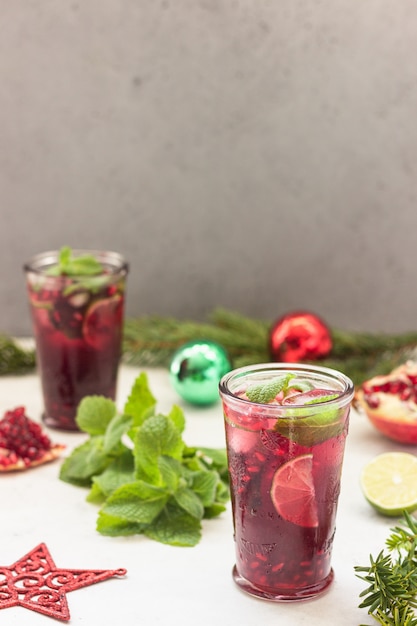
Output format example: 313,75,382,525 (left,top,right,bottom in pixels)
23,249,129,276
219,362,355,408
